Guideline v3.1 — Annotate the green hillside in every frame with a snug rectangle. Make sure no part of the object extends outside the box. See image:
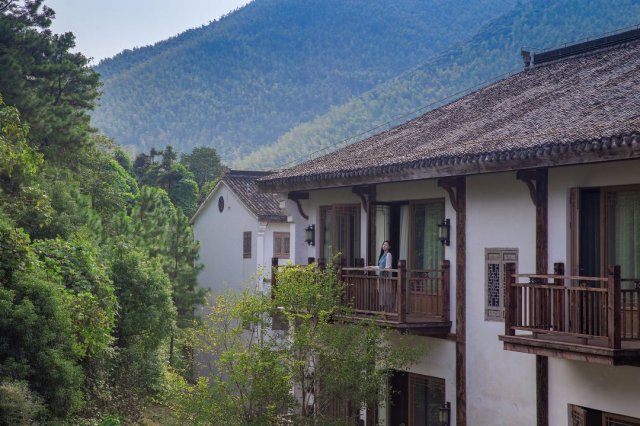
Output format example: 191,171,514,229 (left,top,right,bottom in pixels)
240,0,640,169
92,0,515,162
